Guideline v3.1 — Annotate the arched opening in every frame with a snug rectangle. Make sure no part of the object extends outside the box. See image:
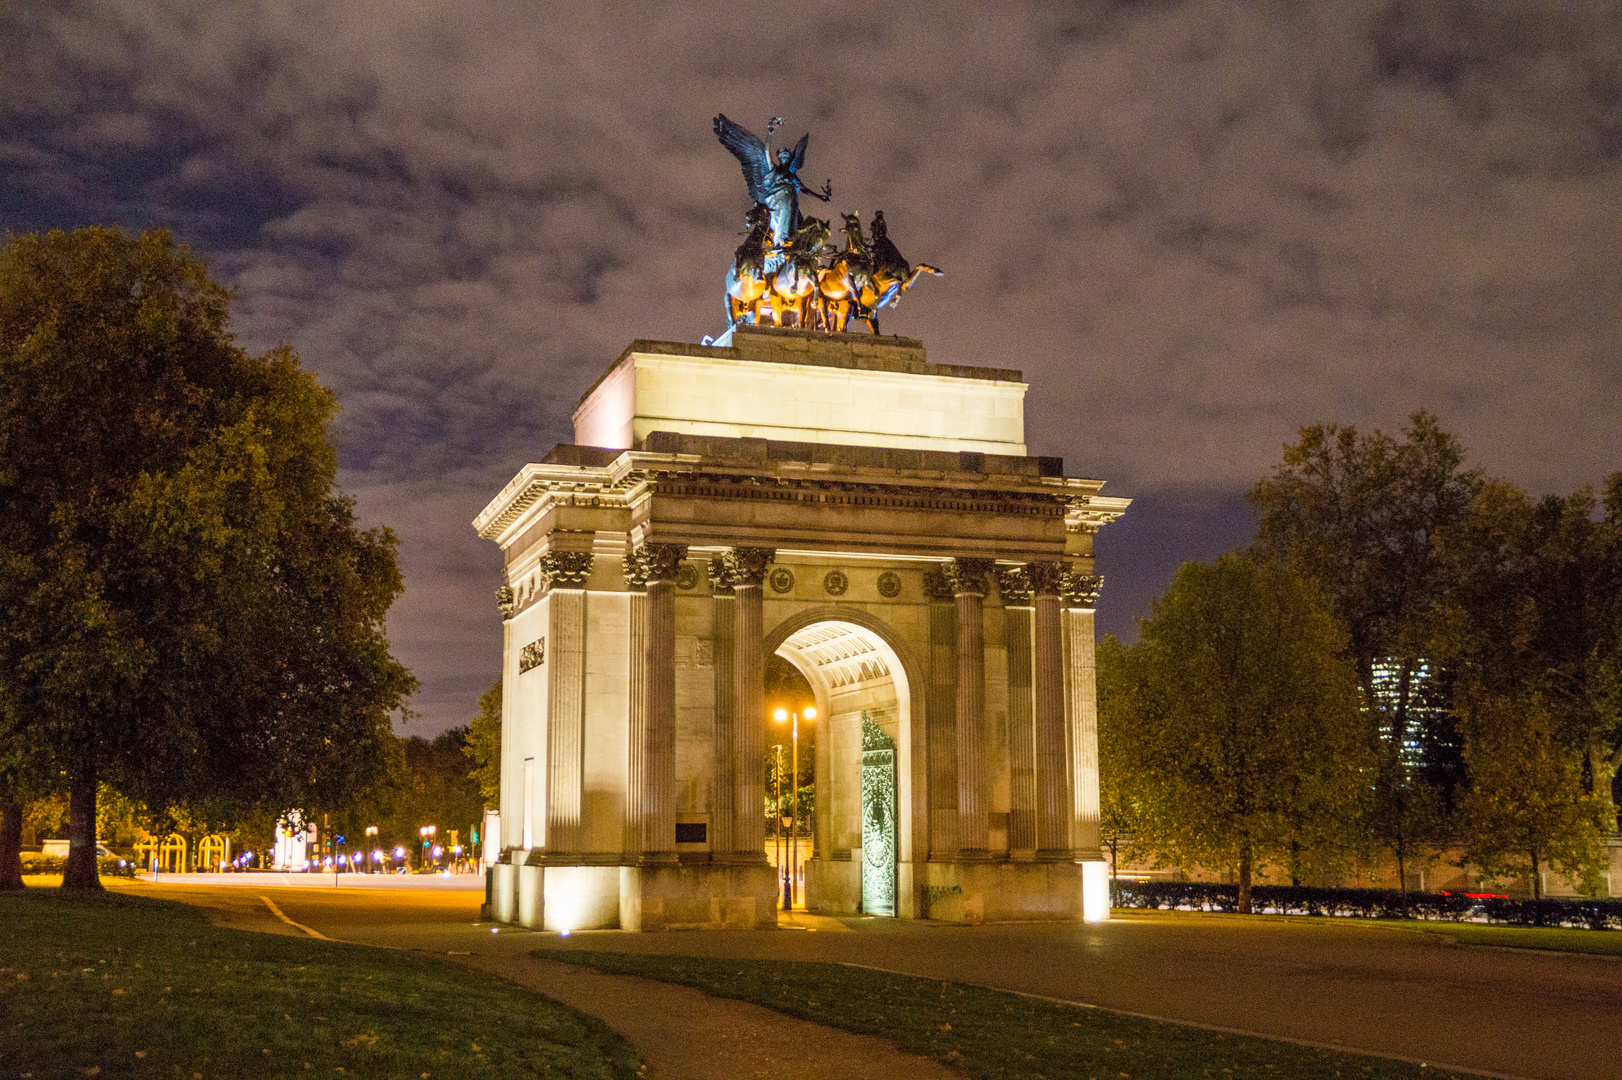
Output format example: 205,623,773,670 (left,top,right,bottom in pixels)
769,616,915,917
